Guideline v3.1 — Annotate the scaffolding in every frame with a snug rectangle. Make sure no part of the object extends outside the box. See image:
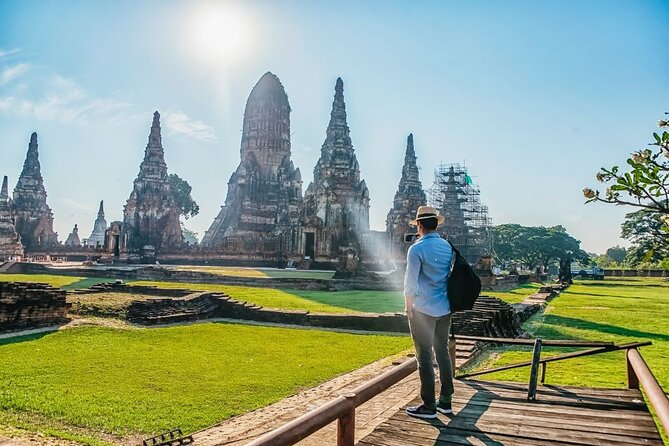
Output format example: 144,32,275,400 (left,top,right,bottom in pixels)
428,163,492,262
